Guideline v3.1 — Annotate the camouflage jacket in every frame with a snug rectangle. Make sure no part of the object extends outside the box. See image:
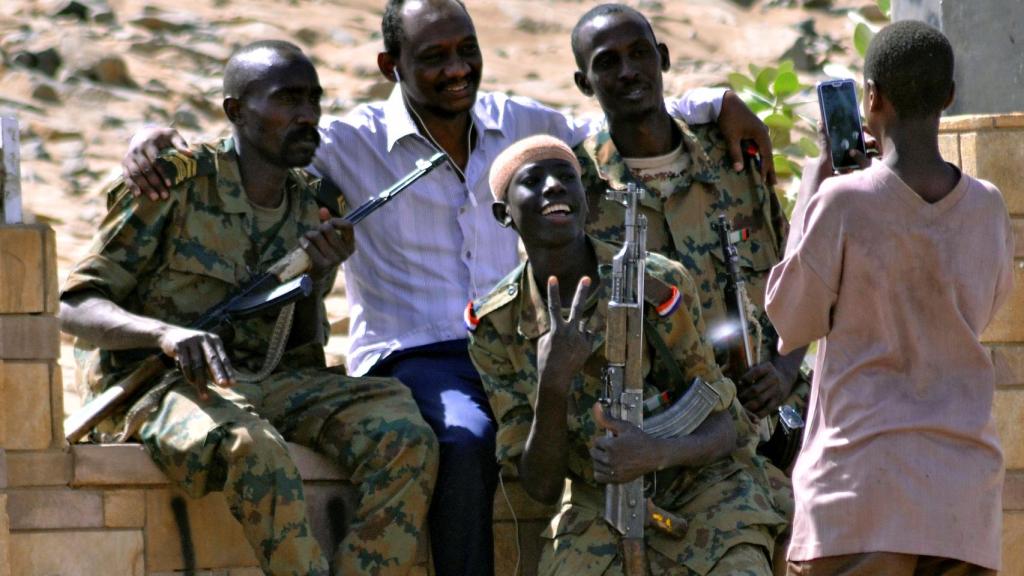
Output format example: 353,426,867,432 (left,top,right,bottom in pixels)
577,119,789,370
468,238,785,571
63,138,331,403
